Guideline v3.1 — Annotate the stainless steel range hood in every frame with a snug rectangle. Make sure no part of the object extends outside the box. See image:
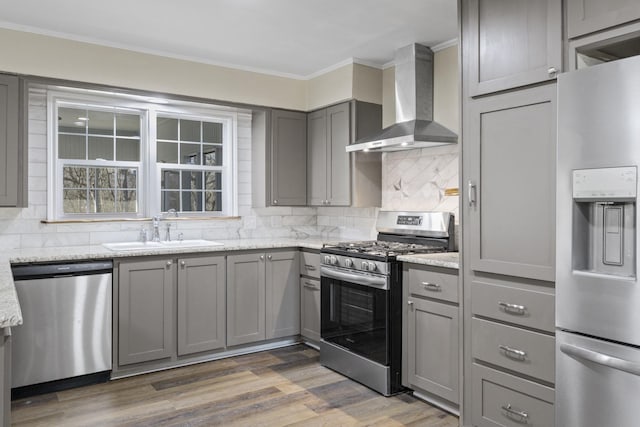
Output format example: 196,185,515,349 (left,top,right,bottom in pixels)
347,43,457,153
